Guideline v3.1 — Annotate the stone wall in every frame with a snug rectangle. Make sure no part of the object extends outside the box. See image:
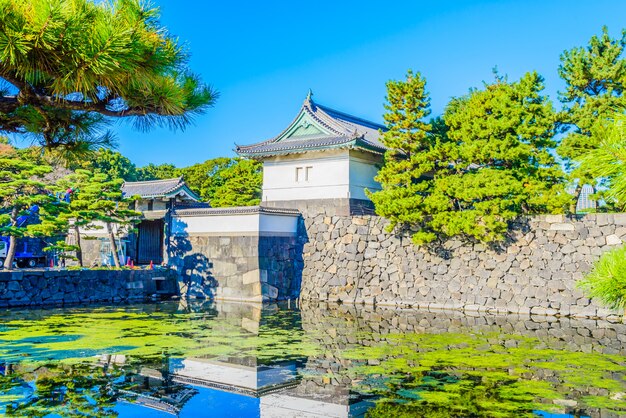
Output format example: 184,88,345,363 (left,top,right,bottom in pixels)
0,268,178,308
300,213,626,319
168,234,302,302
